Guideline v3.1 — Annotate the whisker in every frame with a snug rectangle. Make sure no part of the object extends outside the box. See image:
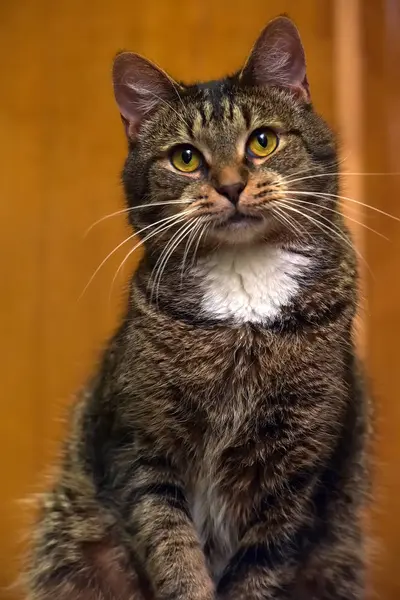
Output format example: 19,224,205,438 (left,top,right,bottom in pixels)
150,219,197,305
109,213,191,300
190,221,209,269
270,205,310,243
285,197,389,241
157,220,200,298
148,219,193,303
277,199,373,276
84,200,191,237
149,229,182,301
186,221,209,271
270,206,297,239
157,220,199,298
283,153,349,181
79,209,195,300
257,155,349,190
285,171,400,187
279,199,352,245
180,218,204,283
284,190,371,219
287,189,400,223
